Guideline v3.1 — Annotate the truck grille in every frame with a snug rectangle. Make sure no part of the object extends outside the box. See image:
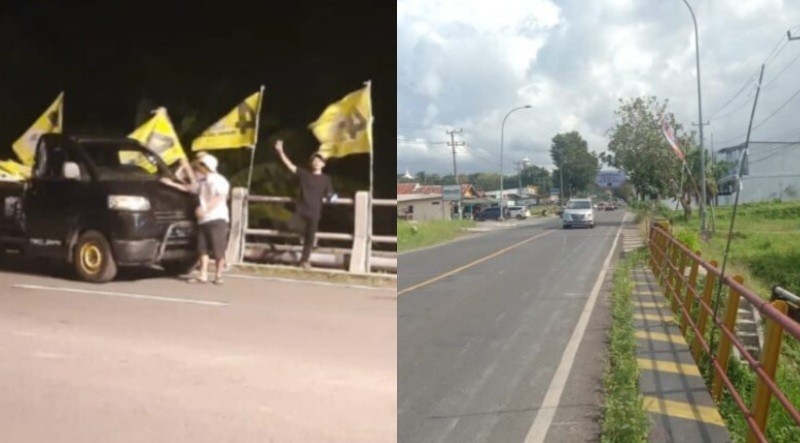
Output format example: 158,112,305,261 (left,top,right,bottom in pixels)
154,210,189,223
